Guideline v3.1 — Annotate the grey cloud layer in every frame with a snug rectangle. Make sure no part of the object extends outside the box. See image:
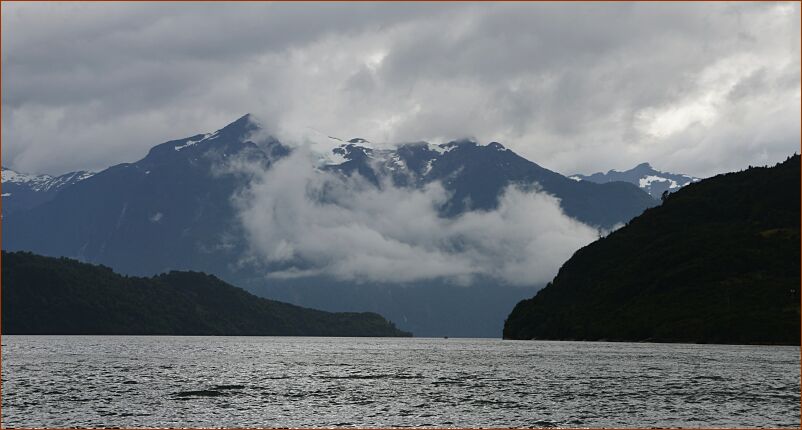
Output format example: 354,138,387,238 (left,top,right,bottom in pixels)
3,2,799,177
233,150,599,285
